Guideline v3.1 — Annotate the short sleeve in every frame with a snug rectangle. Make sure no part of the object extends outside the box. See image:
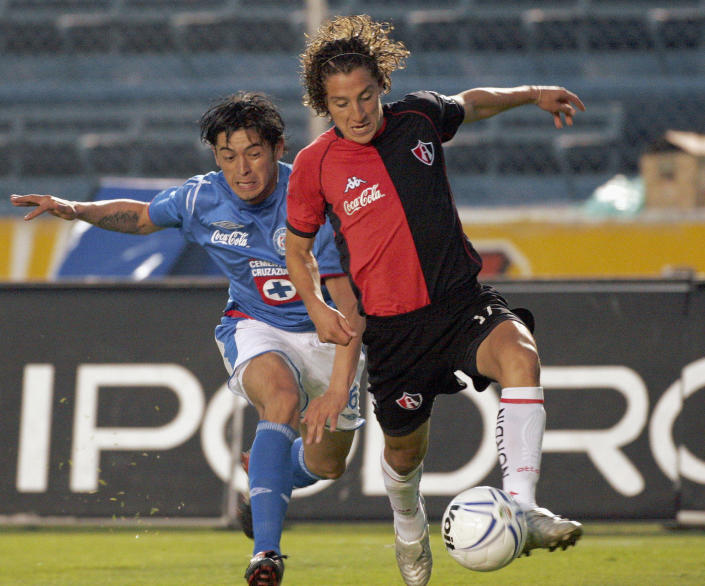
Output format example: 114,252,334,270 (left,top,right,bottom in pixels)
148,184,186,228
399,91,465,143
286,146,327,237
